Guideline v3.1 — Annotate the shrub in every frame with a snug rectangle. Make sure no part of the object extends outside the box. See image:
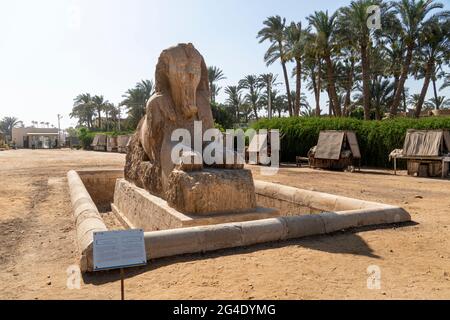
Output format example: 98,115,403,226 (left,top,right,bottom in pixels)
252,117,450,168
77,128,96,150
